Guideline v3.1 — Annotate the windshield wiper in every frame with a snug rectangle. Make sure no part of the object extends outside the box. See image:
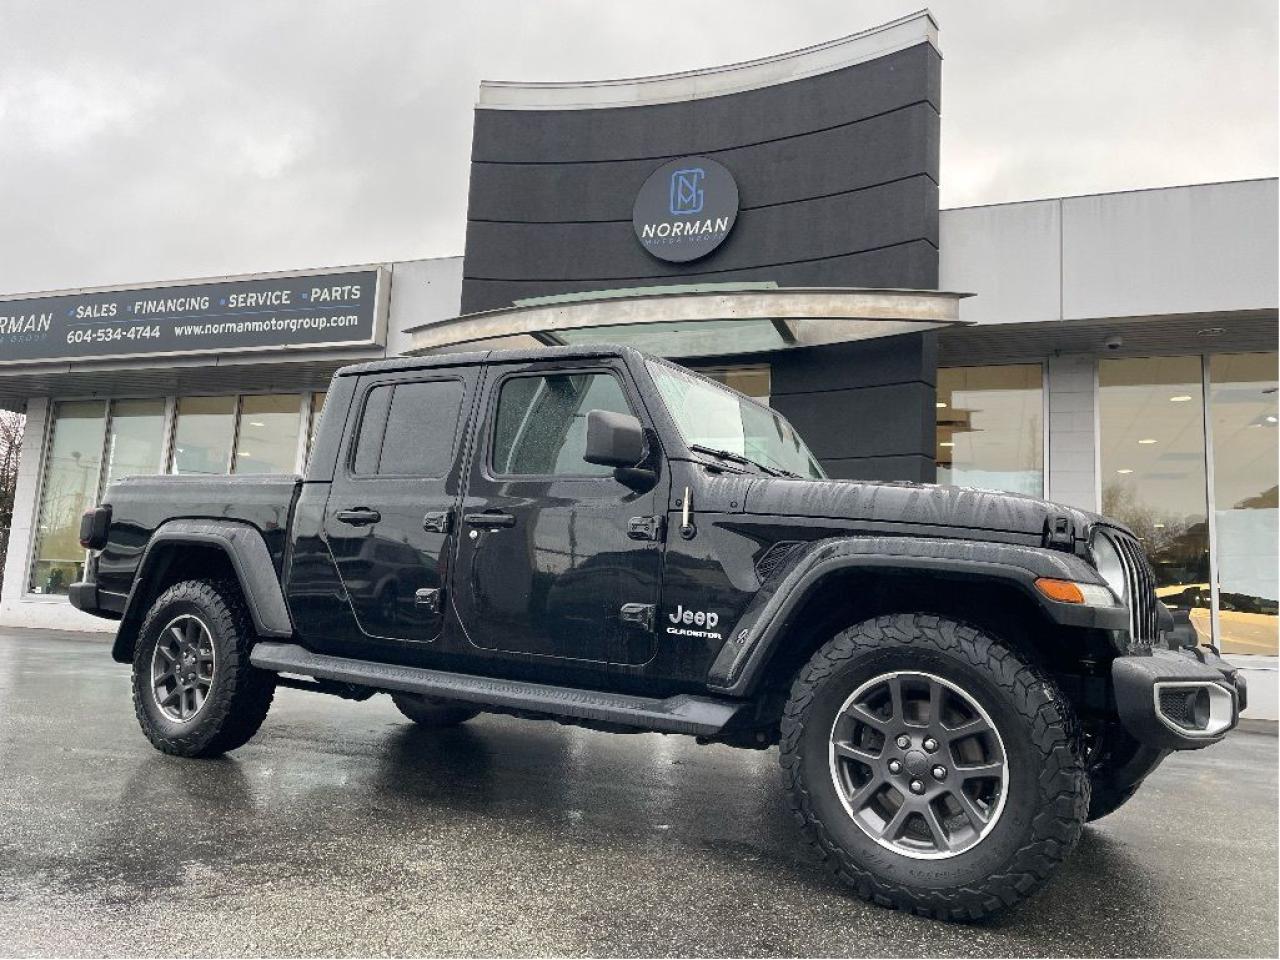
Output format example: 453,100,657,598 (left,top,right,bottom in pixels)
689,444,800,479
